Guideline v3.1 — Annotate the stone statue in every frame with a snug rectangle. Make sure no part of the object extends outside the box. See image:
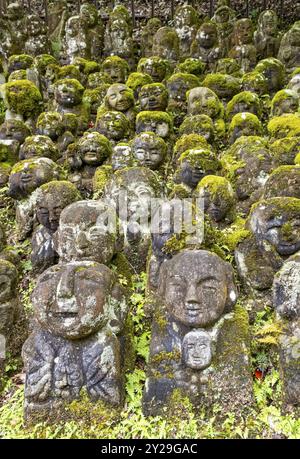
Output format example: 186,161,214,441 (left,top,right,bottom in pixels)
96,111,130,145
131,132,167,172
254,10,282,60
143,250,252,416
174,5,199,60
229,19,257,73
152,27,180,66
22,261,129,419
166,73,200,127
31,180,81,274
25,14,49,57
139,84,169,112
141,18,162,58
278,22,300,74
191,22,224,70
